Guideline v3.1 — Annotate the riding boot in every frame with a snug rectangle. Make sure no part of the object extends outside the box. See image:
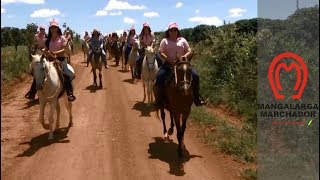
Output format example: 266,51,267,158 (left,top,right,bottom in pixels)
193,84,206,106
64,75,76,102
25,78,37,99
